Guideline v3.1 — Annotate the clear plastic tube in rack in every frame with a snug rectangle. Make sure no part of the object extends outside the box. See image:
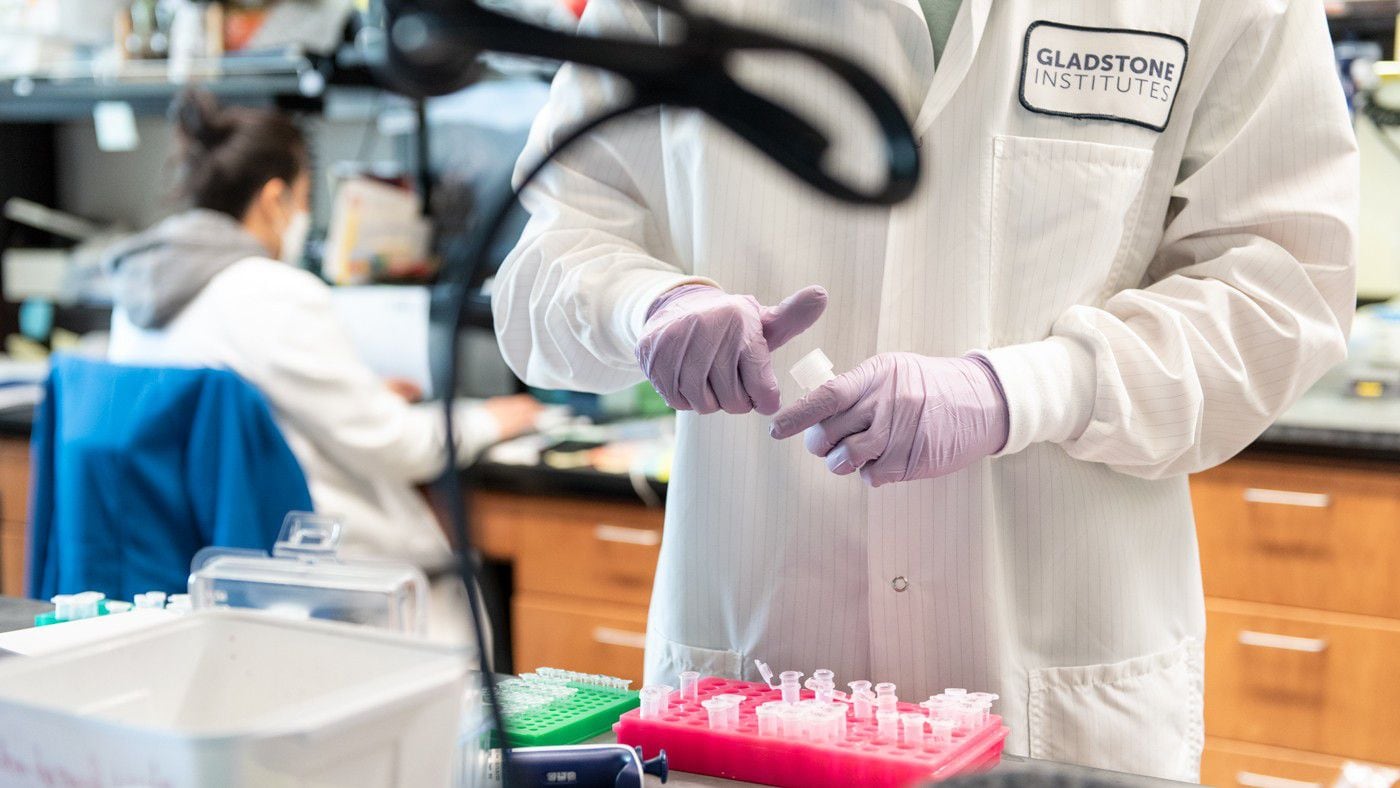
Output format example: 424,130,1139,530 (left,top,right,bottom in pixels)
848,680,874,719
756,701,783,736
778,671,803,704
678,671,700,704
929,718,956,747
875,682,898,712
876,709,899,743
701,696,740,731
638,686,668,719
900,713,926,748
